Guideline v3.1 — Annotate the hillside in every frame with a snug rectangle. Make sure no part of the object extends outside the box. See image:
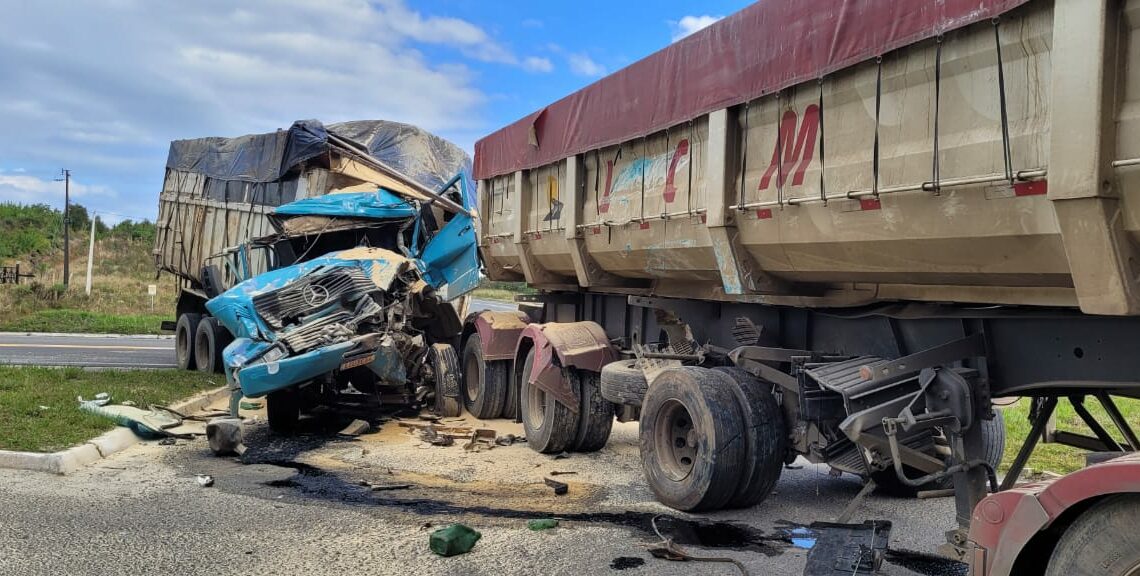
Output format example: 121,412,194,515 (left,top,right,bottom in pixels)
0,202,176,334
